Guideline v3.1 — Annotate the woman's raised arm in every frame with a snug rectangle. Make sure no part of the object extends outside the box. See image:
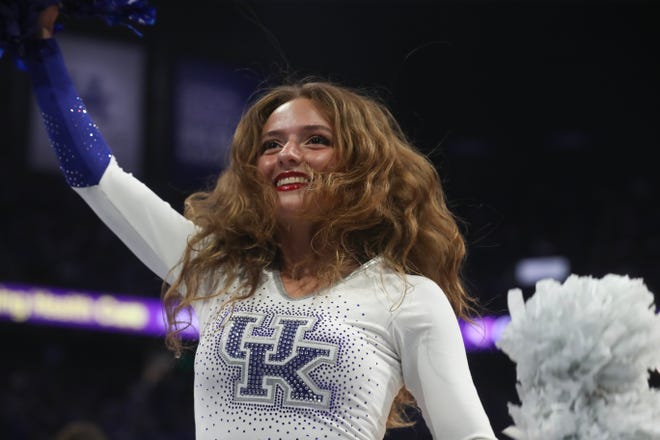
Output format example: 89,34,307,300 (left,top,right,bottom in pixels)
23,5,195,283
